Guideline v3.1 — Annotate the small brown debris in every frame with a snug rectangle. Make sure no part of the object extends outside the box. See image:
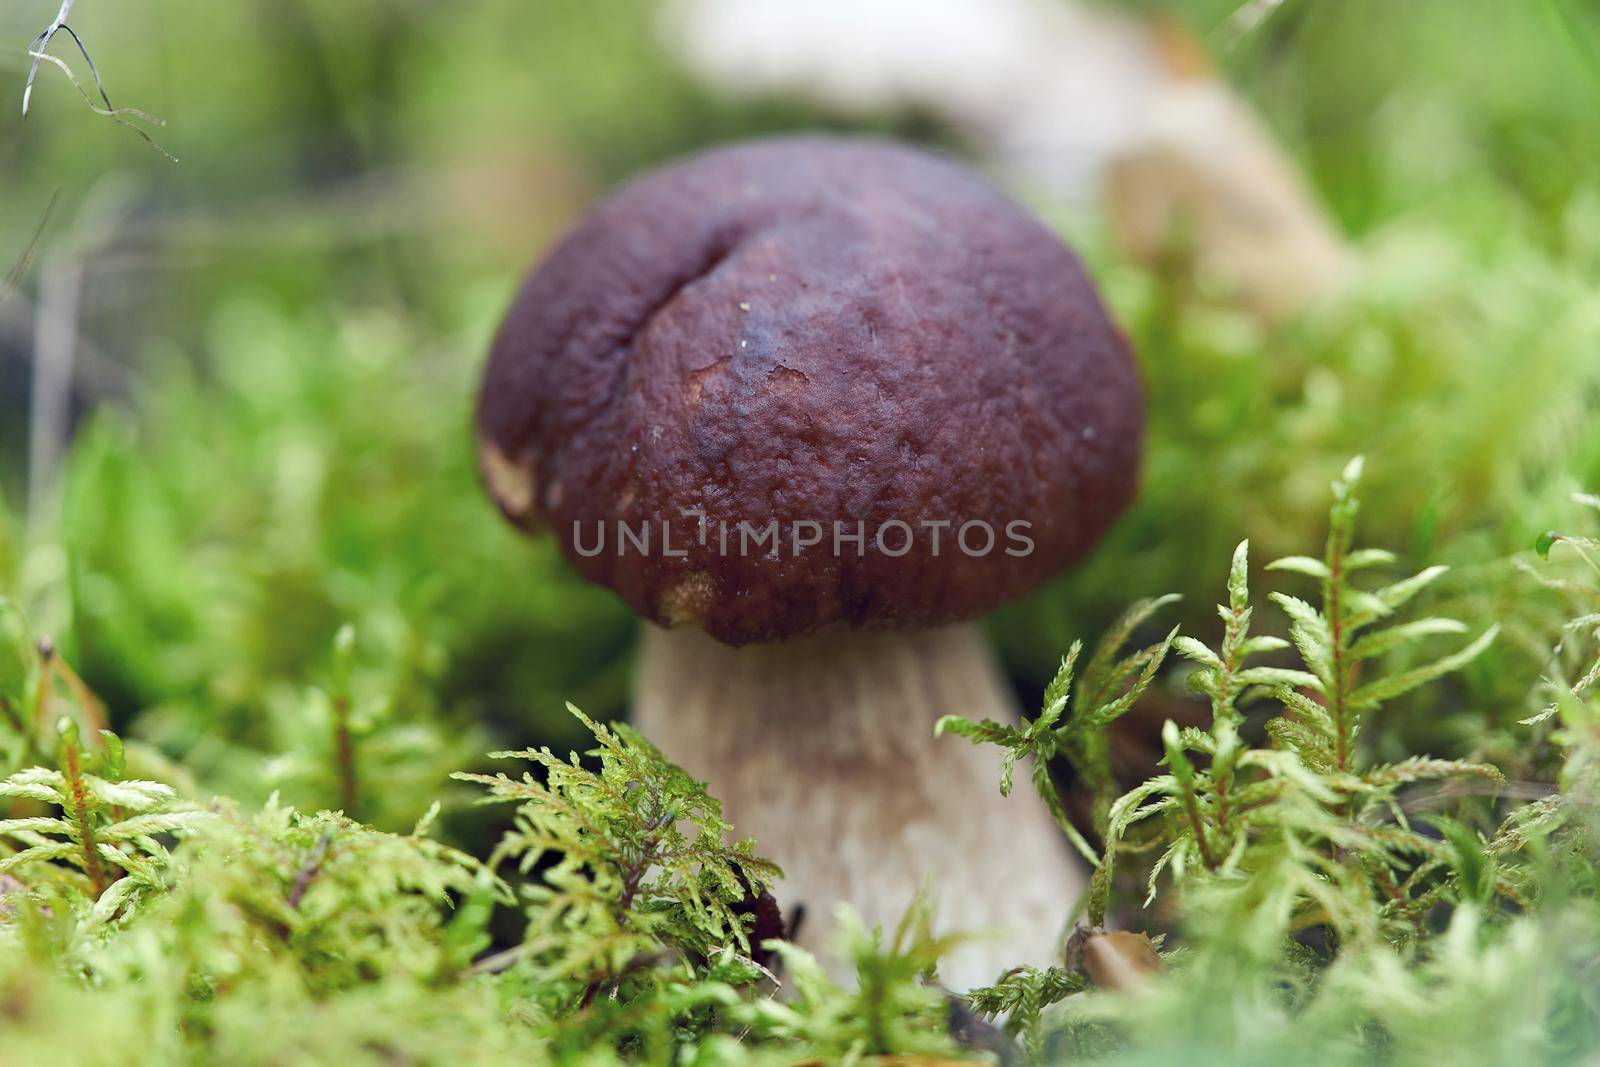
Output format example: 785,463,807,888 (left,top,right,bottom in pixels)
1081,930,1162,992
